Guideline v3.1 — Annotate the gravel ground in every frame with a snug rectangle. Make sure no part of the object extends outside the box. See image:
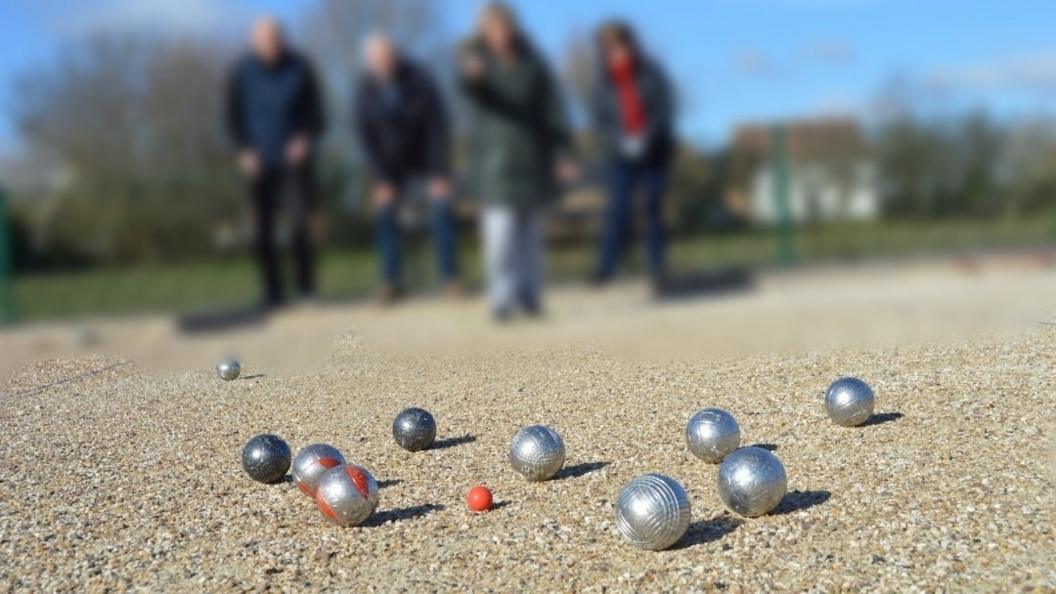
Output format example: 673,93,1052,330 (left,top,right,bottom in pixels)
1,258,1054,592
